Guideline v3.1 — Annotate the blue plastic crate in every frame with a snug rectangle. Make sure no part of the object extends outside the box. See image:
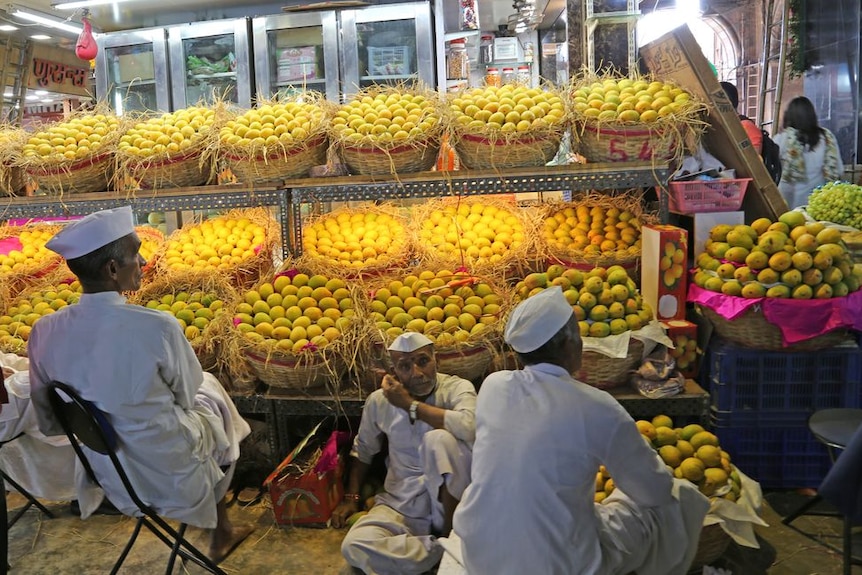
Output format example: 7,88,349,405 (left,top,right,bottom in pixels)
715,425,832,489
706,338,862,414
710,408,811,429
